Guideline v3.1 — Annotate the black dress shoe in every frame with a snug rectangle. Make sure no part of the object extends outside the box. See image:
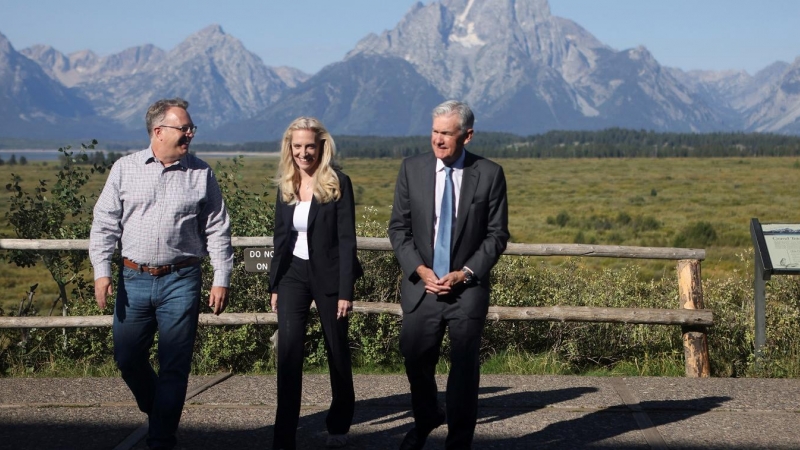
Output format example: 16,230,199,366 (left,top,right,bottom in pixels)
399,427,423,450
399,412,445,450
